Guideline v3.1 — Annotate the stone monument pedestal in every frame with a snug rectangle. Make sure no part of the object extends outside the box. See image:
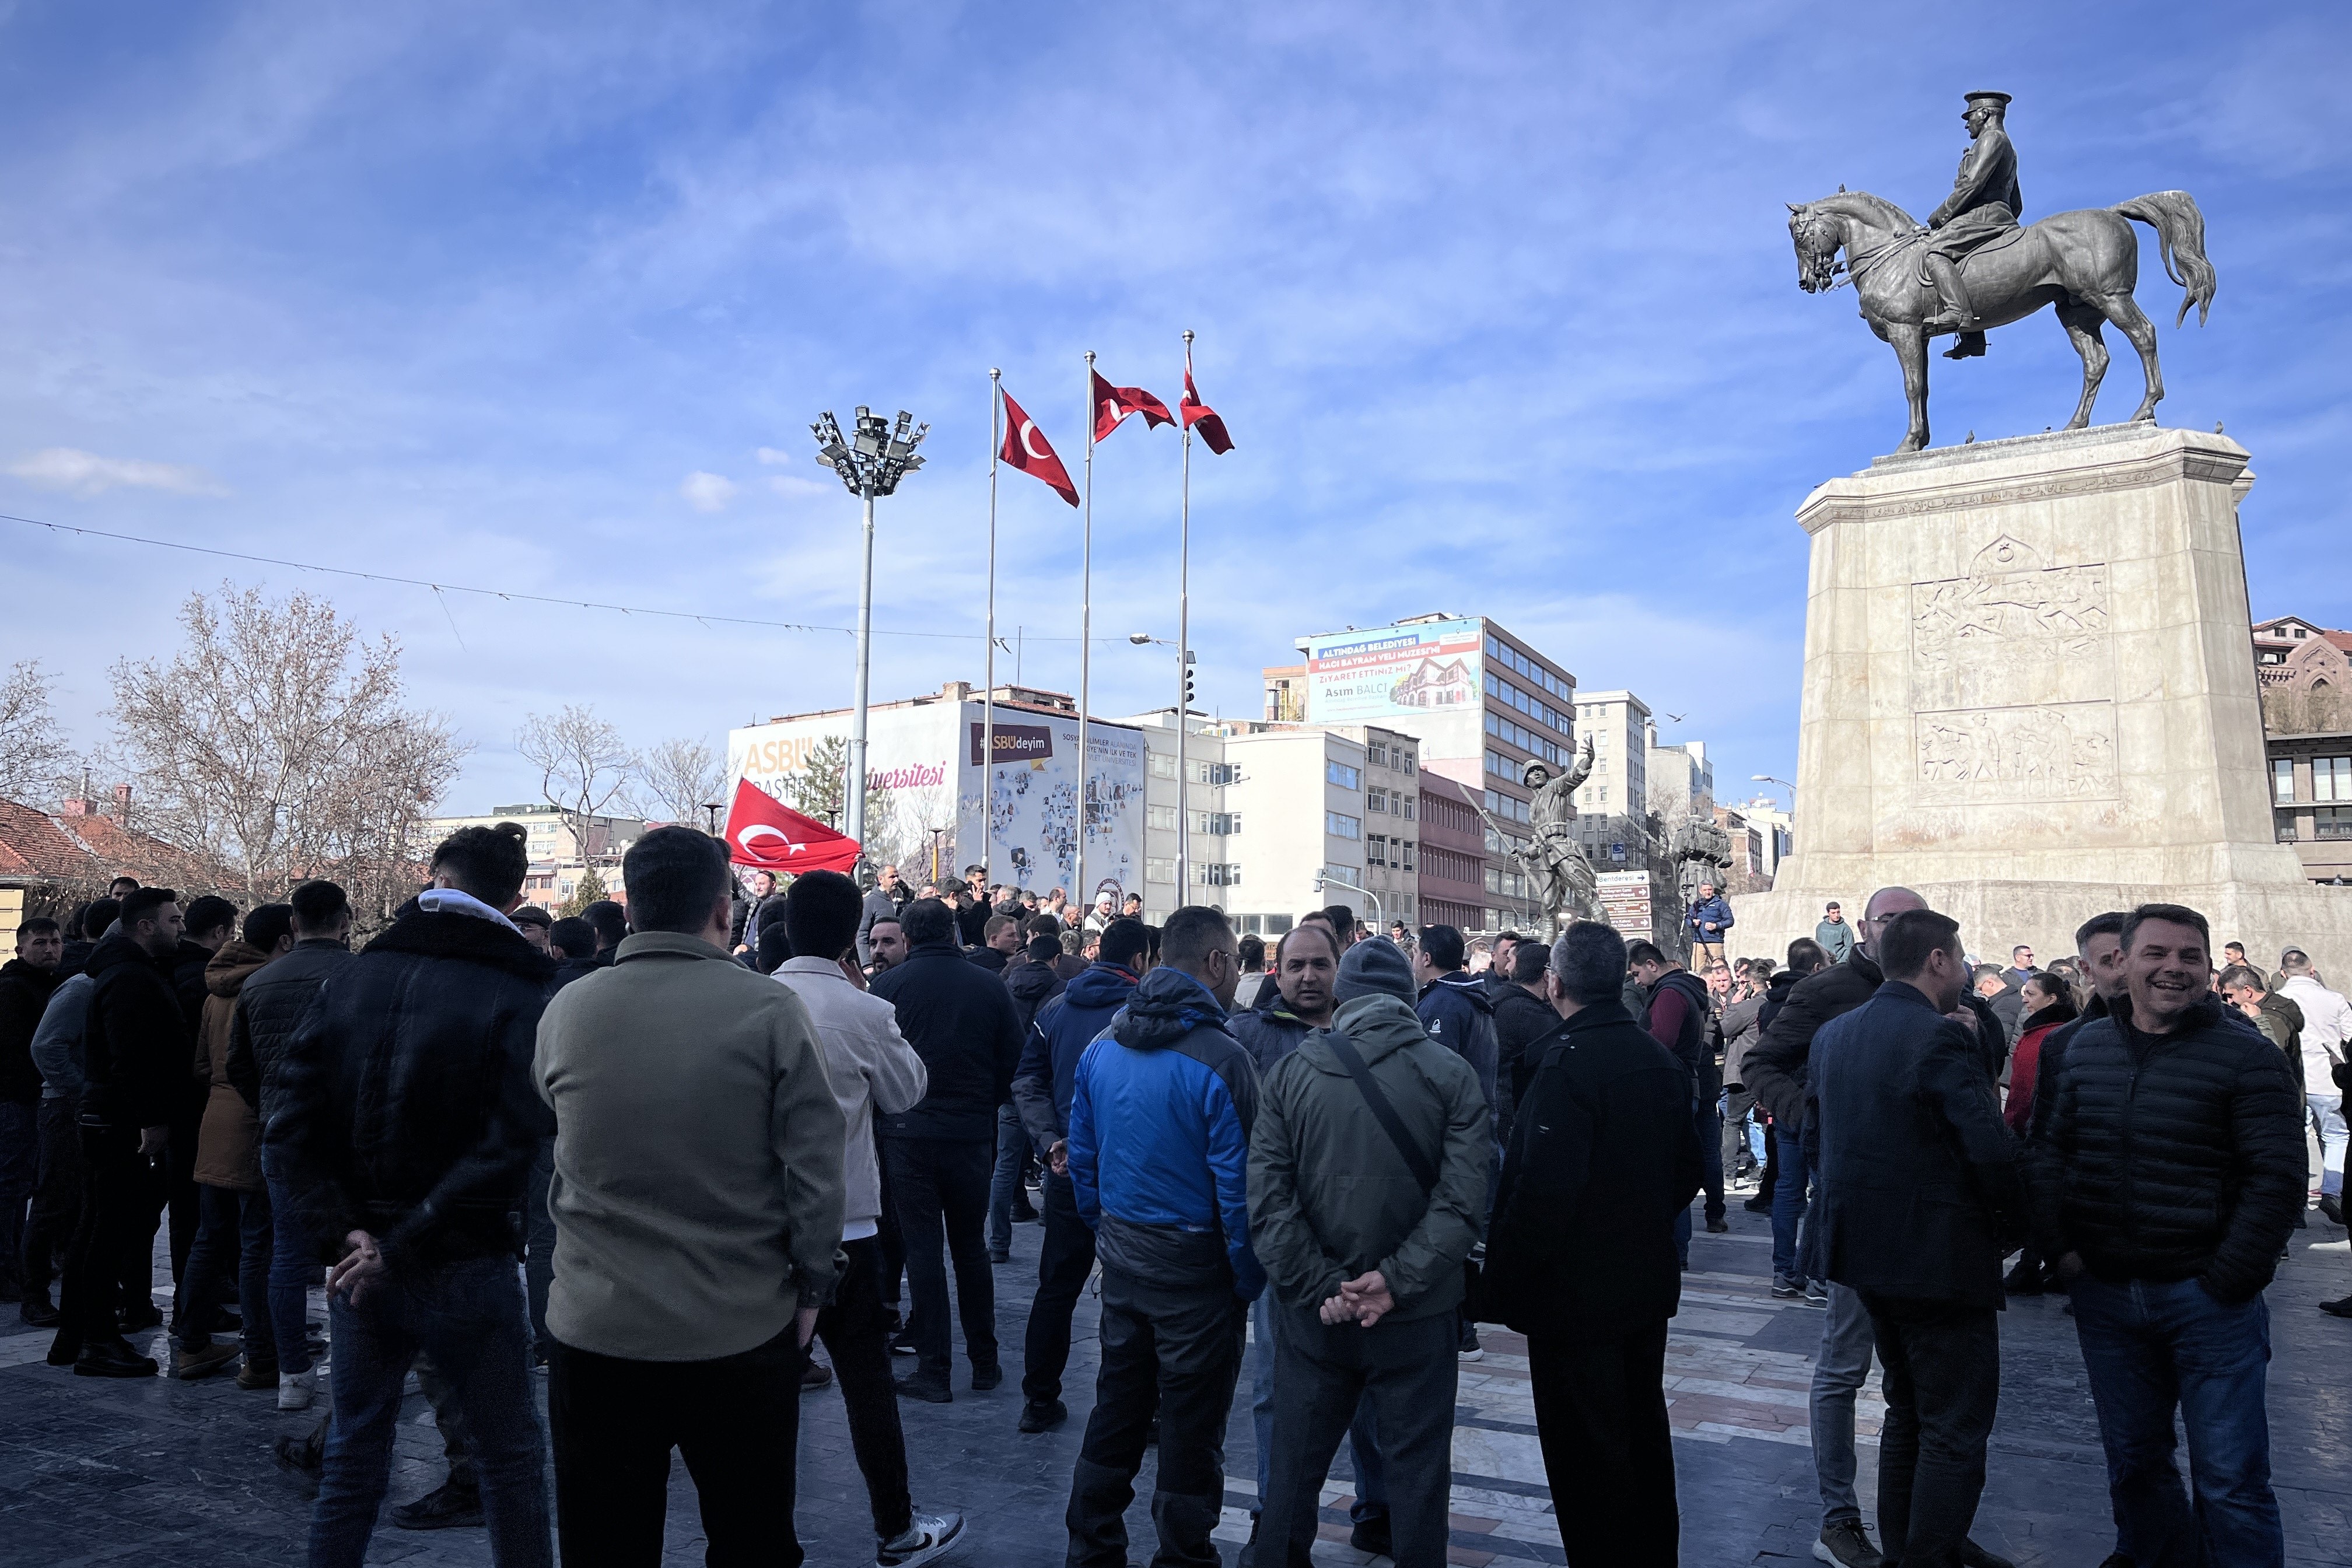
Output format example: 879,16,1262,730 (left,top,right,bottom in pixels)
1731,424,2352,978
